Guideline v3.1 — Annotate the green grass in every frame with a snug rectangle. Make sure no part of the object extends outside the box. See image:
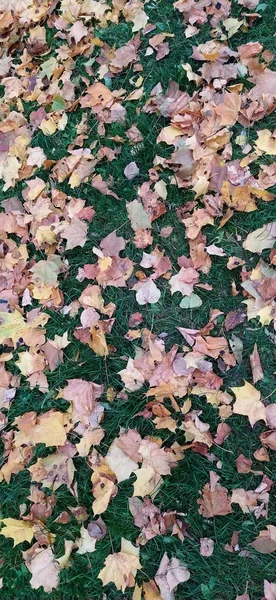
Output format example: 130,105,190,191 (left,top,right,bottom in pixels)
1,0,276,598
